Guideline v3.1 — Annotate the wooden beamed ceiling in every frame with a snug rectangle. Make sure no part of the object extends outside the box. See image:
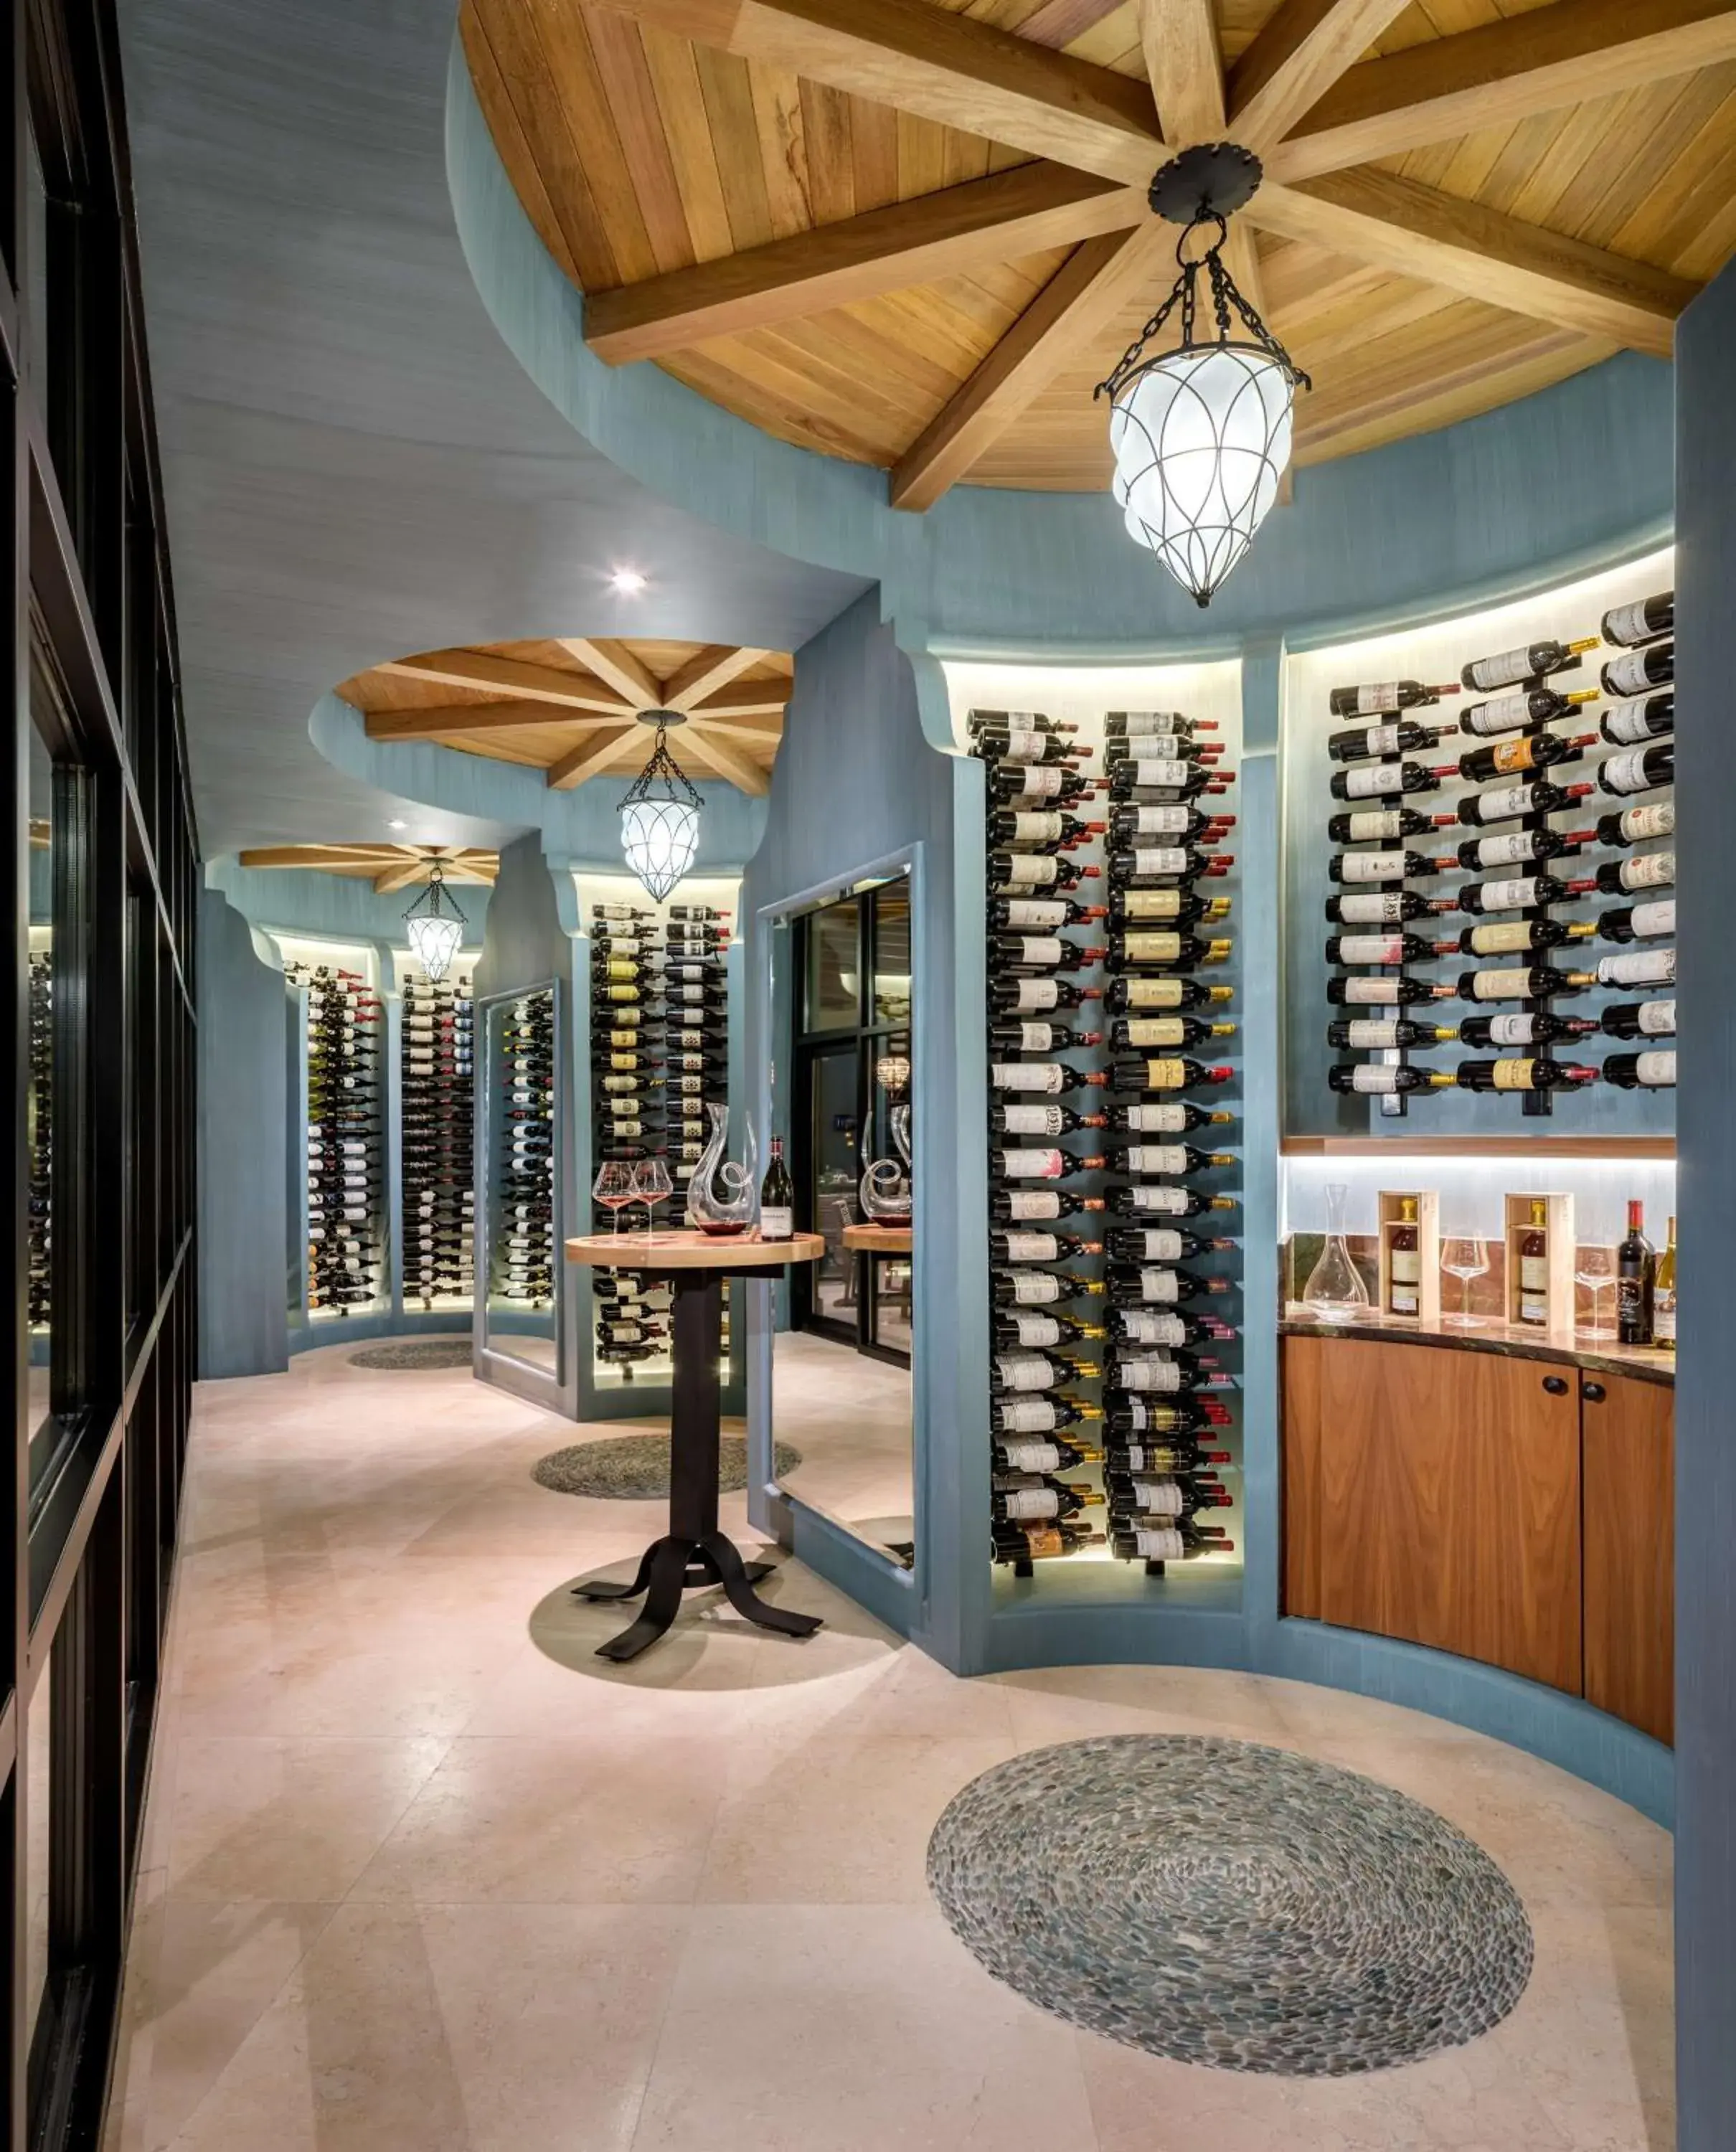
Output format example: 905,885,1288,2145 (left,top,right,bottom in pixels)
336,638,793,795
237,844,501,895
462,0,1736,496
